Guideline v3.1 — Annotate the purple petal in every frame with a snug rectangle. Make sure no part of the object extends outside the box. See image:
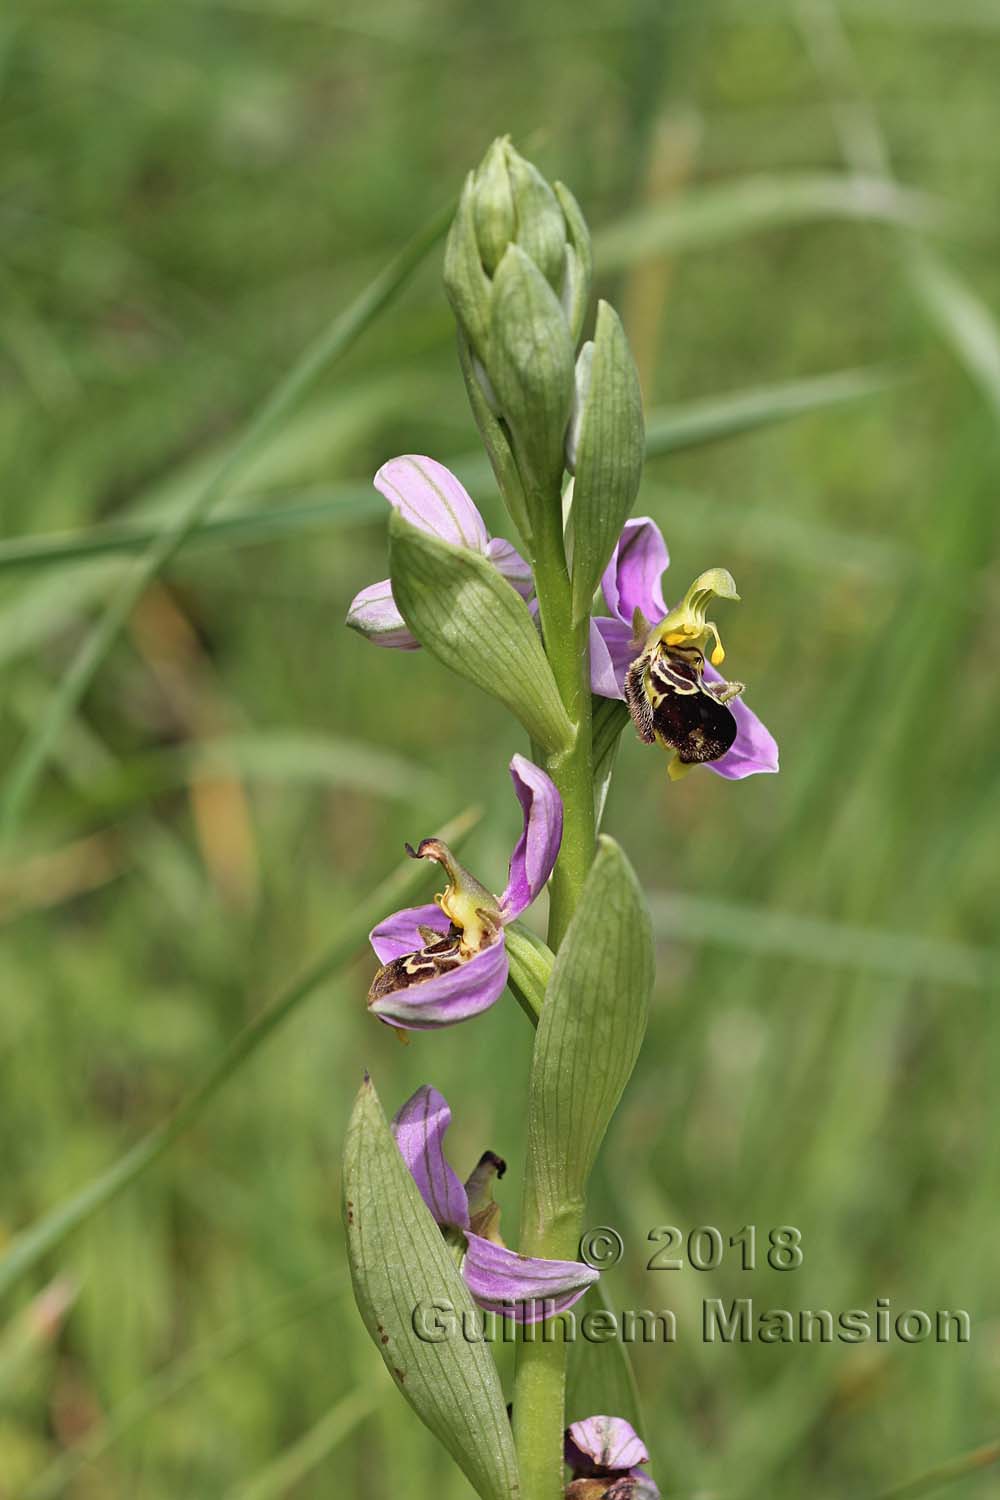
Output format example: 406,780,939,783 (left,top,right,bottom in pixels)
499,755,563,922
602,517,669,626
485,535,534,600
462,1233,598,1325
345,580,420,650
368,936,509,1031
374,455,489,551
391,1085,470,1230
589,616,635,700
565,1416,649,1475
632,1469,661,1499
703,664,780,780
370,904,446,964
